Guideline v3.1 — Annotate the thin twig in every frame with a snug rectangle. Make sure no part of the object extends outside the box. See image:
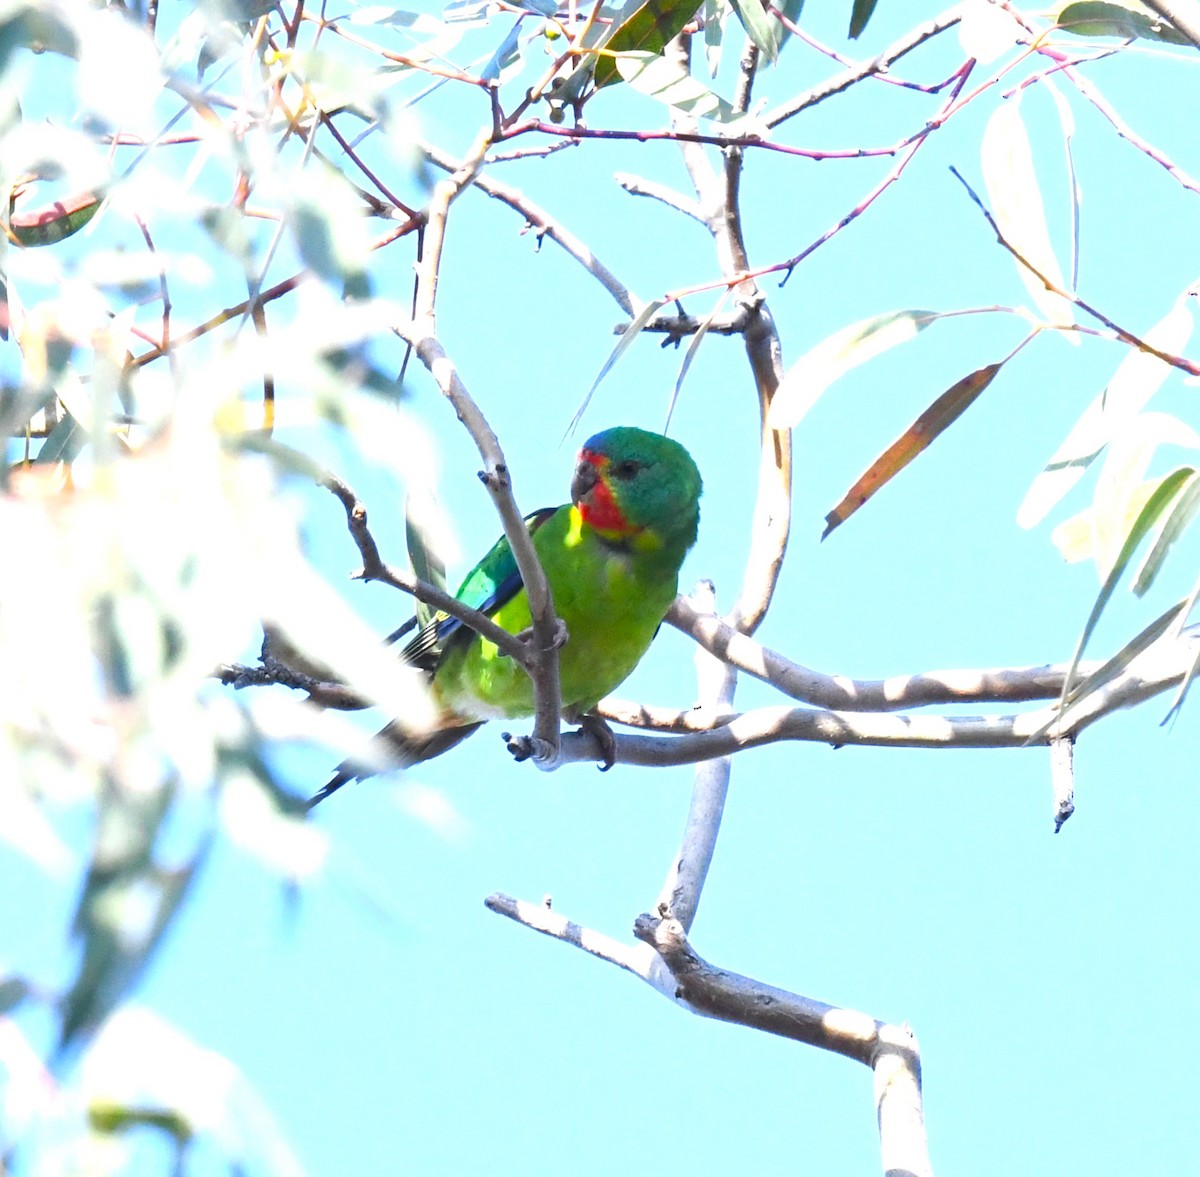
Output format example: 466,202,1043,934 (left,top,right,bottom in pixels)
951,166,1200,376
765,5,965,127
422,141,638,317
